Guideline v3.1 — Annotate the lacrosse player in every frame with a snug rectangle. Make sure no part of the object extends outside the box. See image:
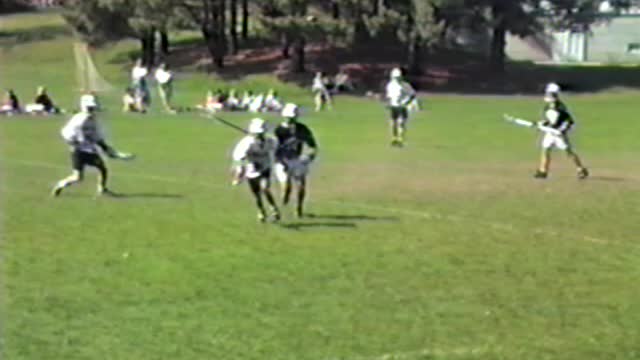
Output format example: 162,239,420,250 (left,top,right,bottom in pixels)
274,103,318,218
51,96,133,197
385,68,416,147
231,118,281,223
534,83,589,179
